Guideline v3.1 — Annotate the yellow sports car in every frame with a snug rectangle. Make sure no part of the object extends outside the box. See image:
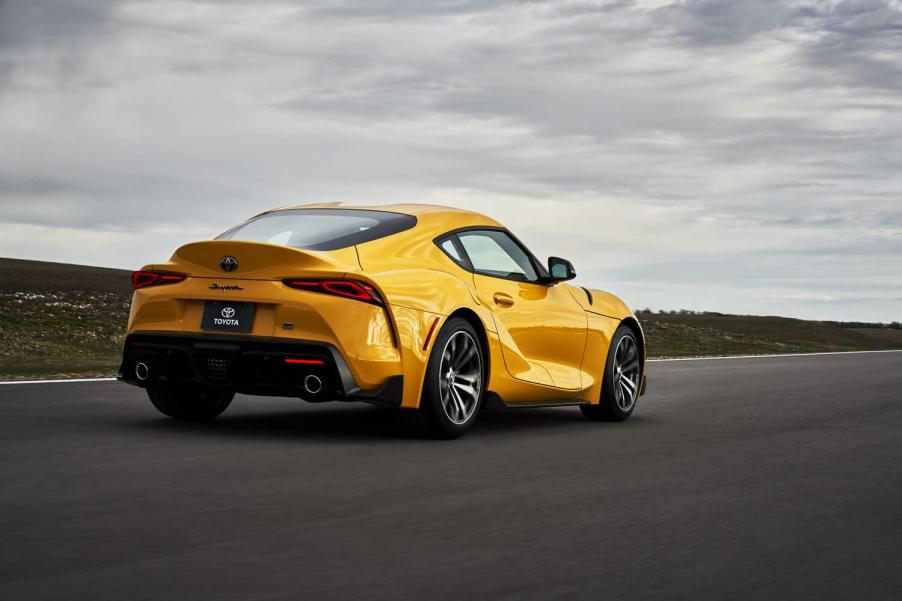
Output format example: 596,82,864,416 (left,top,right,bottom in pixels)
119,204,646,437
